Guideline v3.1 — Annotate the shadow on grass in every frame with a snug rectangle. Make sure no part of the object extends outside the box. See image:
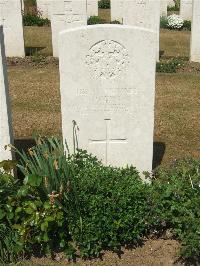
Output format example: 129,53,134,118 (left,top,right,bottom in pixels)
153,141,166,169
